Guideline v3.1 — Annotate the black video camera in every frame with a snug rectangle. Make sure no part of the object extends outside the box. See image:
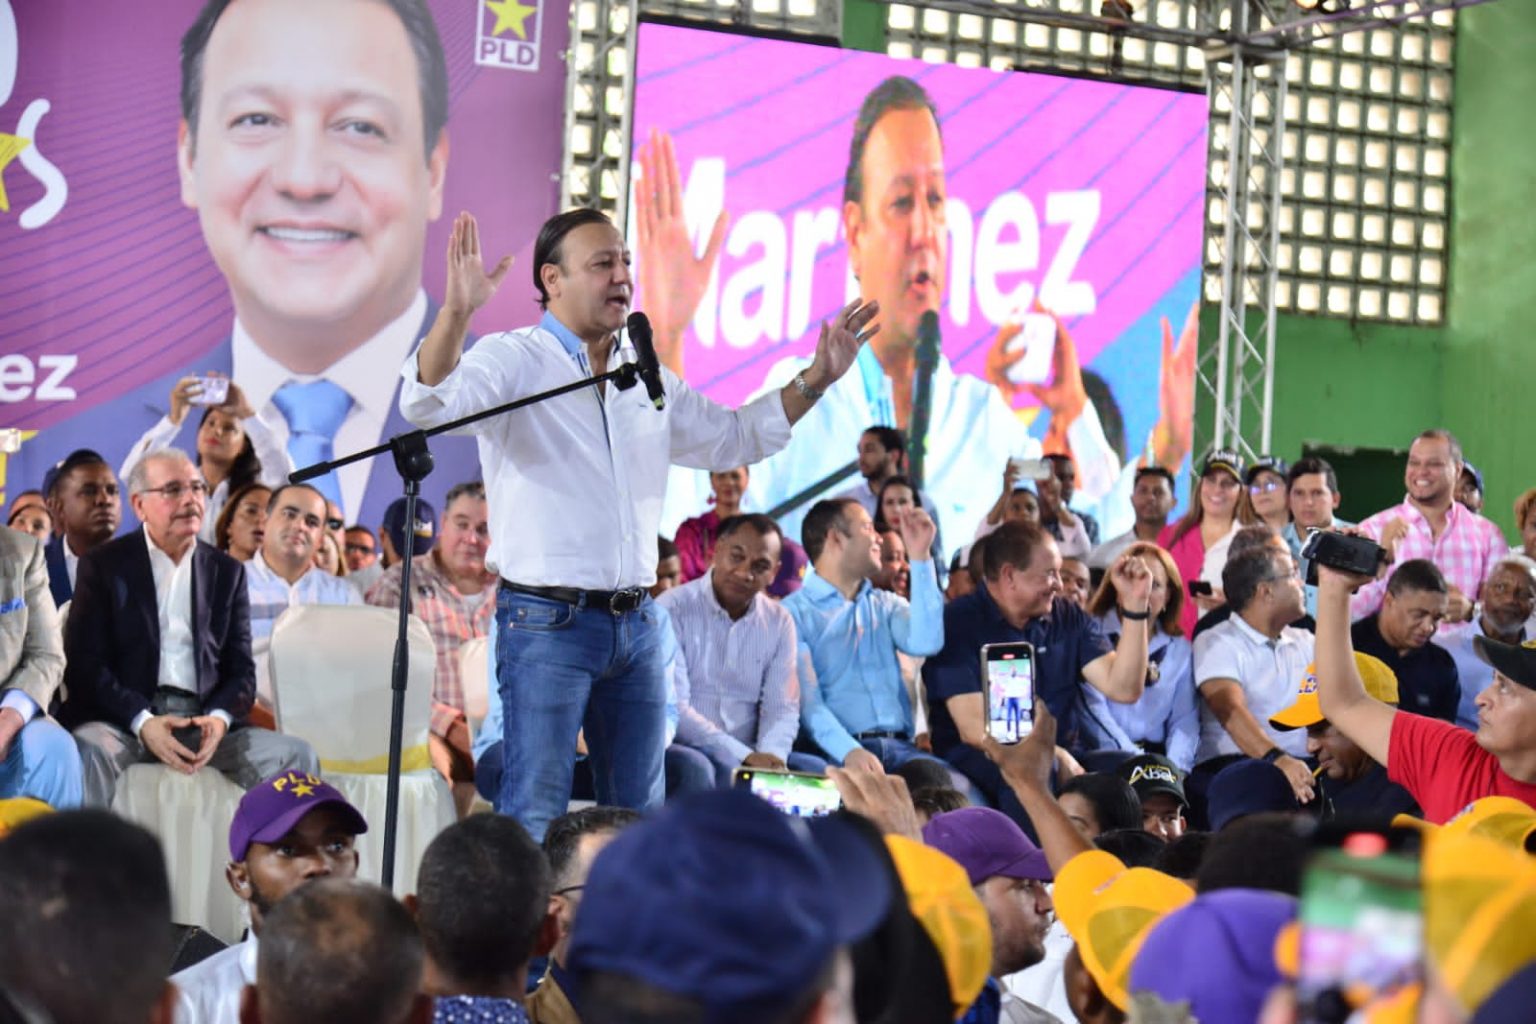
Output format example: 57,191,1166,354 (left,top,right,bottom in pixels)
1300,530,1388,586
